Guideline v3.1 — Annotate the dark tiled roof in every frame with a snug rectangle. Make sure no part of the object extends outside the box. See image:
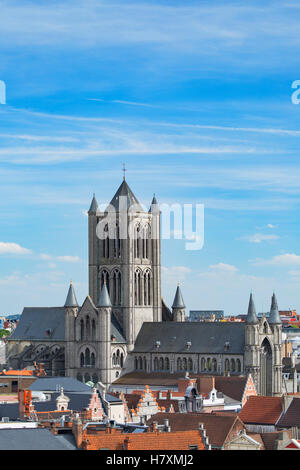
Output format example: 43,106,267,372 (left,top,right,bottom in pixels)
108,180,144,212
28,377,92,393
147,412,243,448
112,371,187,386
0,428,77,450
8,307,66,341
133,322,245,354
276,397,300,428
